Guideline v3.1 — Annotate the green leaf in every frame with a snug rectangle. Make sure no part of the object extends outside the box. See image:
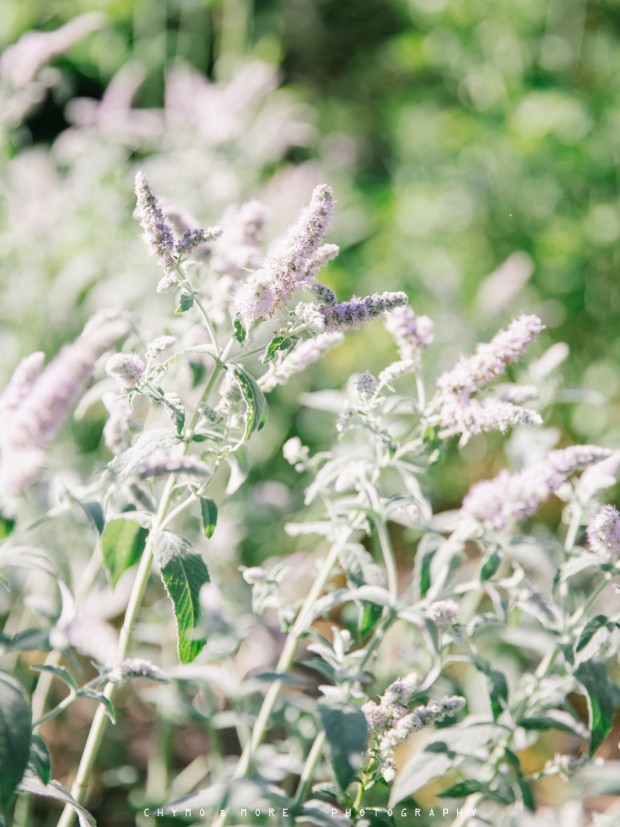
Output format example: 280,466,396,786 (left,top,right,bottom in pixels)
439,779,488,798
520,711,586,737
261,335,295,364
0,672,32,811
152,531,210,663
233,315,246,343
199,497,218,540
31,664,77,692
318,701,368,792
575,660,614,755
474,658,508,720
101,518,149,587
175,290,194,313
231,365,268,439
77,689,116,723
0,628,50,655
0,515,15,540
518,778,536,812
29,735,51,784
576,615,610,653
480,547,502,581
17,775,96,827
